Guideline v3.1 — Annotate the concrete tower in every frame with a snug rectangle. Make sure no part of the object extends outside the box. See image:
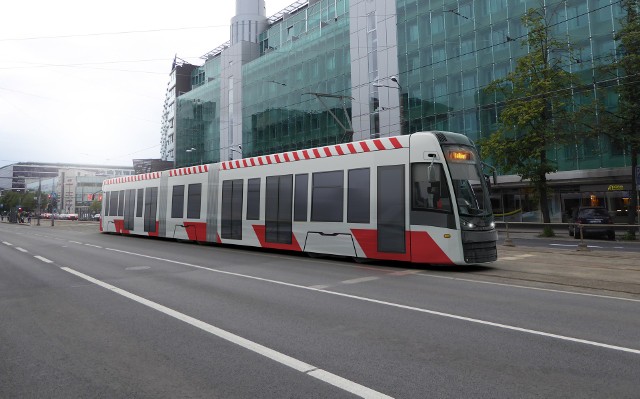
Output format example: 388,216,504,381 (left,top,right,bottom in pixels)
231,0,268,45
